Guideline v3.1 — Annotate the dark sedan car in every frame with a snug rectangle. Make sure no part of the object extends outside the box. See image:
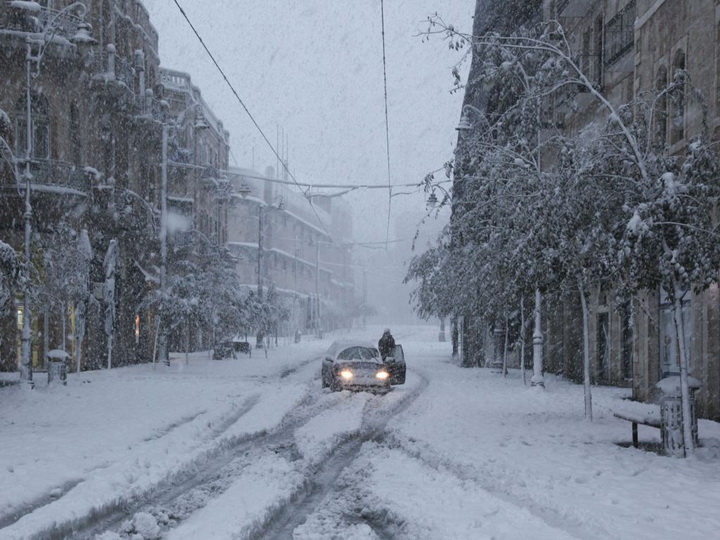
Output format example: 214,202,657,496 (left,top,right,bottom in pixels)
321,340,406,392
